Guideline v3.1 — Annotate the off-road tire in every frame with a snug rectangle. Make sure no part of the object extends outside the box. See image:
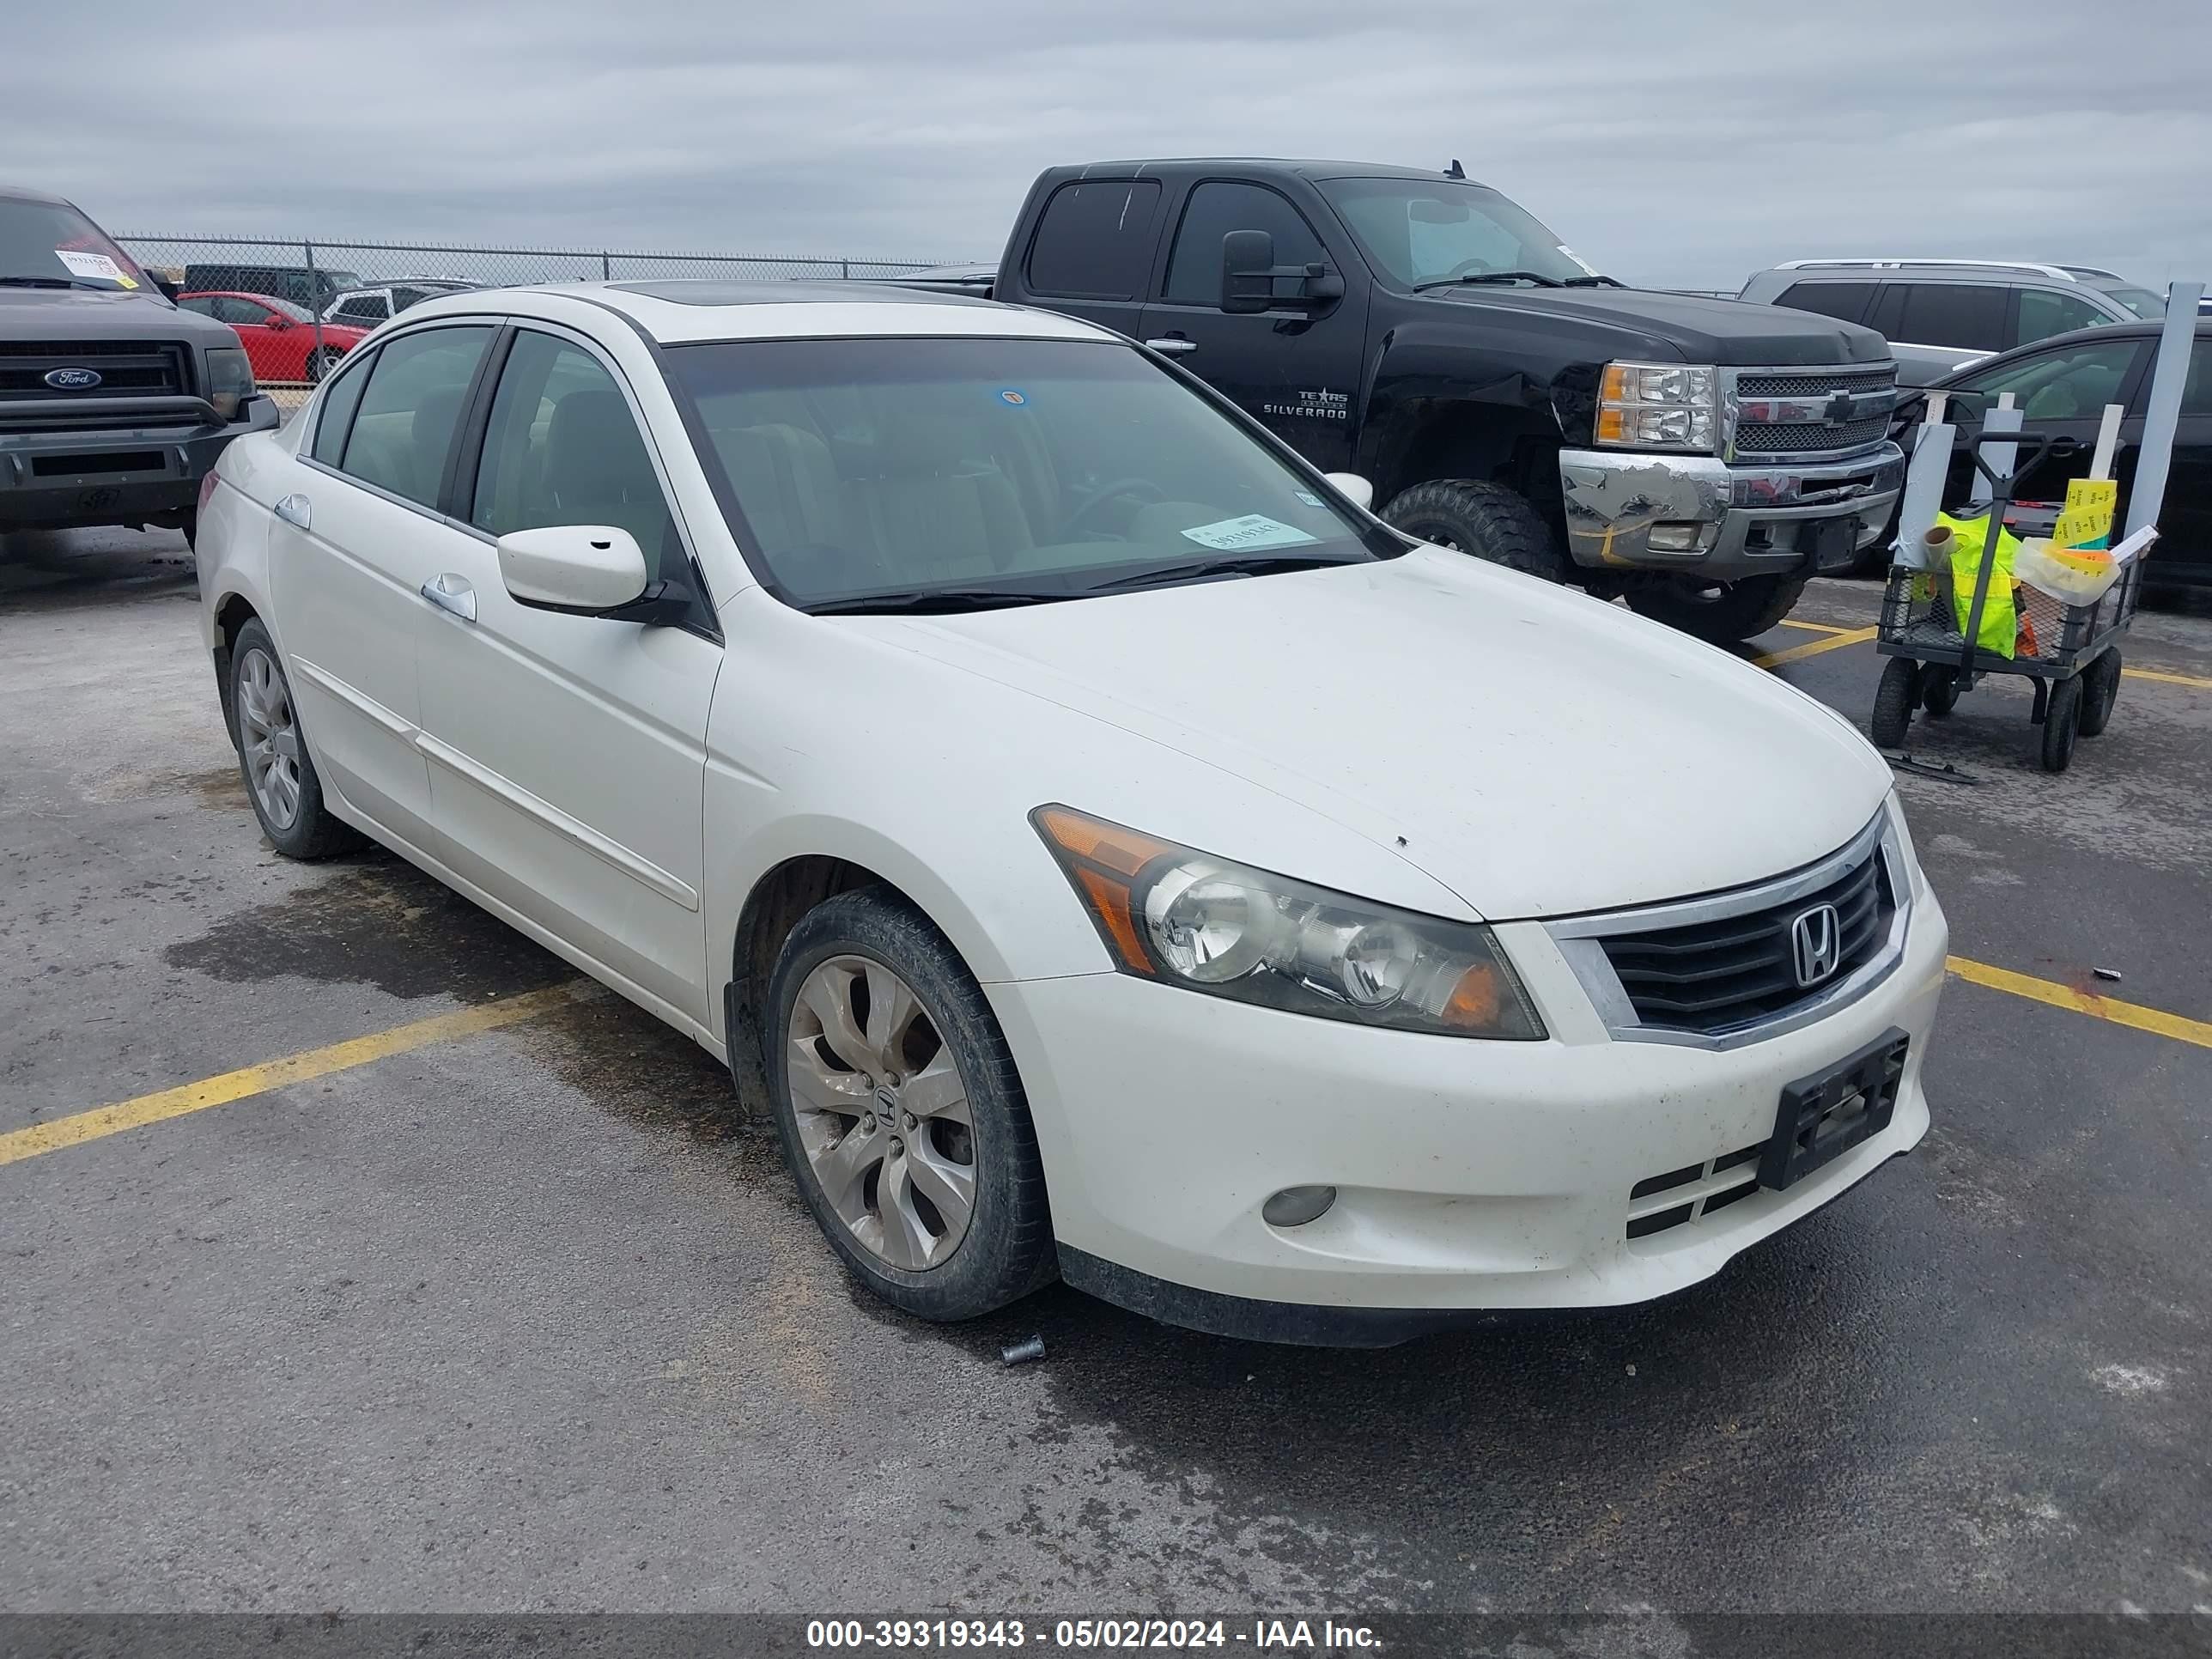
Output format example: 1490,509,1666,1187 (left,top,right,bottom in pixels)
2040,673,2083,773
1871,656,1917,749
1919,664,1960,718
765,887,1056,1322
1624,572,1811,644
228,618,363,859
1381,479,1568,582
2079,648,2122,738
